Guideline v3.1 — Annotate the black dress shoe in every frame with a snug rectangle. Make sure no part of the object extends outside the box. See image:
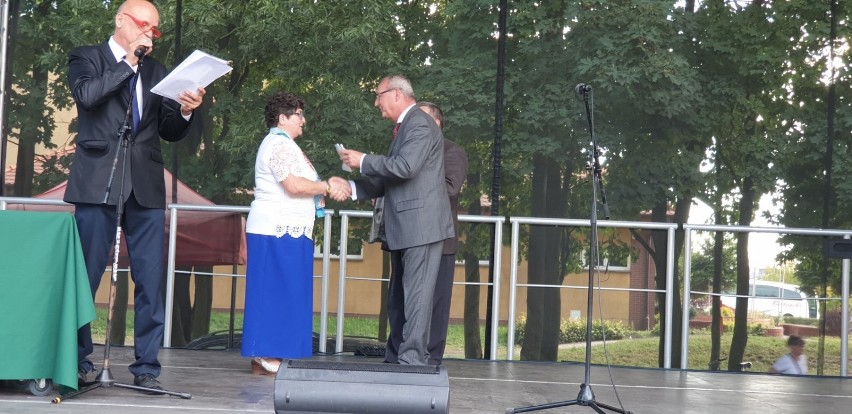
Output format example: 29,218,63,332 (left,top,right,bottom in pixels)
77,368,90,387
133,374,163,395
